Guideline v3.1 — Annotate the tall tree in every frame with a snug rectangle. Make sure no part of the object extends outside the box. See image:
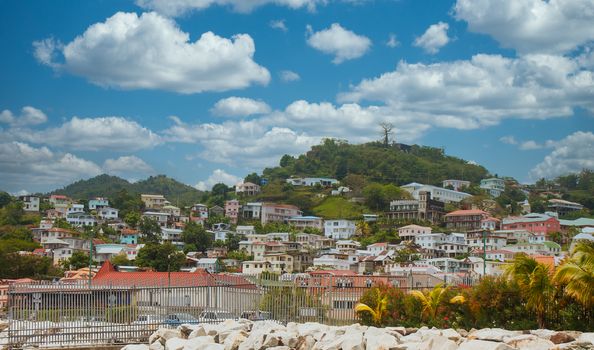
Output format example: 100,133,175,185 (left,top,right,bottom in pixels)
139,217,162,244
504,254,553,328
554,241,594,308
136,242,185,272
182,221,212,252
379,122,394,146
